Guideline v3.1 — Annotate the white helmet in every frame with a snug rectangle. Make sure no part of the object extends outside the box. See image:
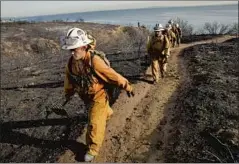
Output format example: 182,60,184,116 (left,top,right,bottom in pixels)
158,24,163,28
165,24,172,29
61,28,92,50
168,19,174,24
154,24,164,31
176,23,179,27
